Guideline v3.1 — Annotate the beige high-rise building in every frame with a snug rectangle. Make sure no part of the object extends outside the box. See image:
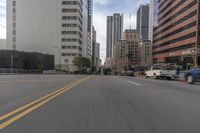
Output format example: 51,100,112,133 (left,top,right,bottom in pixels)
113,39,127,73
139,40,152,66
113,30,140,73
